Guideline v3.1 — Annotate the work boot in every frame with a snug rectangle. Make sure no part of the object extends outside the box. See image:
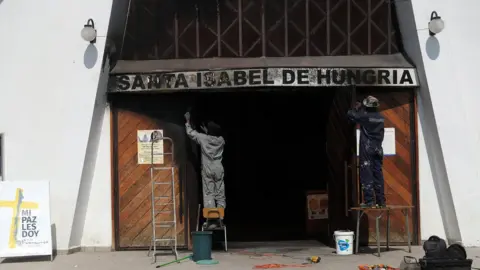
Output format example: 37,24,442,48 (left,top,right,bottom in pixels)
360,202,376,208
376,201,387,208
